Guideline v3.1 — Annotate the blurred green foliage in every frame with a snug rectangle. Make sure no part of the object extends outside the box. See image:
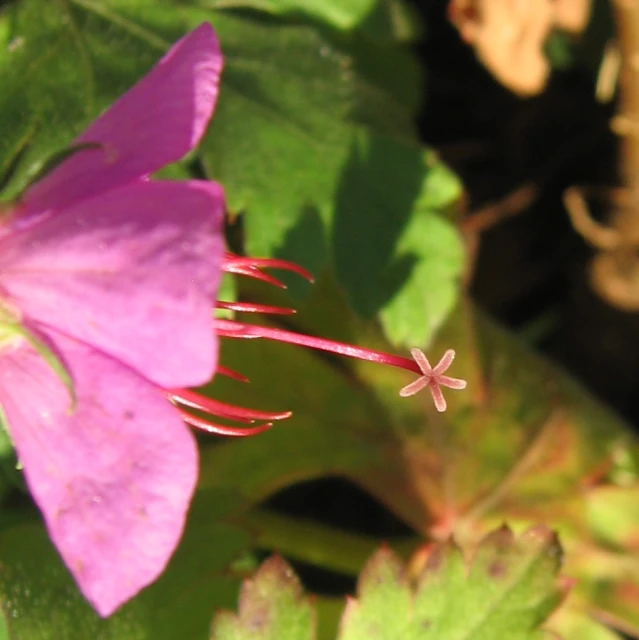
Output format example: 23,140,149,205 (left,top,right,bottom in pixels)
211,527,565,640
